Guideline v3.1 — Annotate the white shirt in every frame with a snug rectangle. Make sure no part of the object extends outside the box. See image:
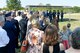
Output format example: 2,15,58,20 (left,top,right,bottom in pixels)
0,26,10,47
27,20,31,33
15,16,22,22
